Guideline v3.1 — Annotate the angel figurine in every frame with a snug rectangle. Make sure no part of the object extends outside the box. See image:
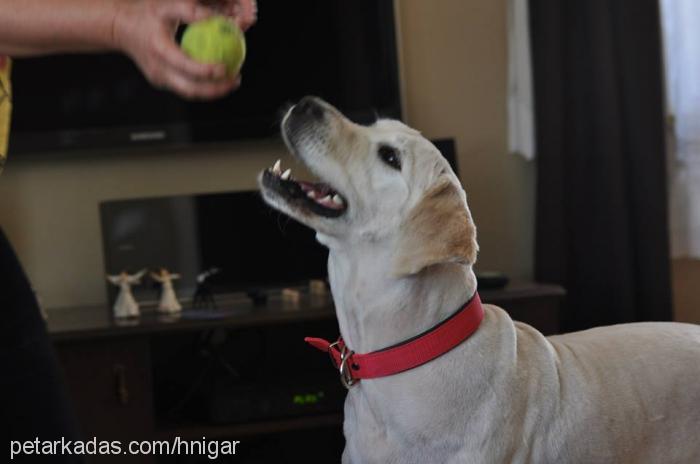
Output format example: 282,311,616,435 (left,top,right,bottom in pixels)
107,269,146,318
151,268,182,313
